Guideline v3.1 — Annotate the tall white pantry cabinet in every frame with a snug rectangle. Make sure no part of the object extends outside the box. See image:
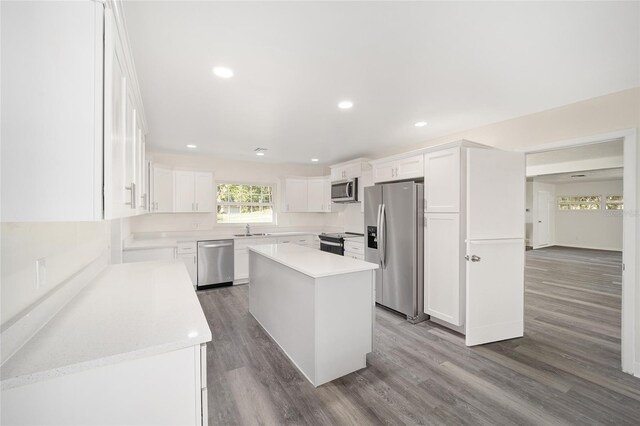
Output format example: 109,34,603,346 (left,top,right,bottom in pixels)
1,0,148,222
423,143,525,346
